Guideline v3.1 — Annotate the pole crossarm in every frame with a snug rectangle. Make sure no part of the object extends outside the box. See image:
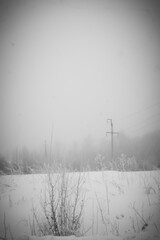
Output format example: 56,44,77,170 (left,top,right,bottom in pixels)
106,132,119,135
